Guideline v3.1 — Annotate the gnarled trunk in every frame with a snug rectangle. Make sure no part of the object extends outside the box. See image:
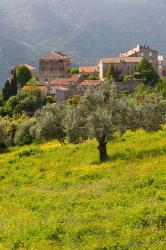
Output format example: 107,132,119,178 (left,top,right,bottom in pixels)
98,141,108,163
